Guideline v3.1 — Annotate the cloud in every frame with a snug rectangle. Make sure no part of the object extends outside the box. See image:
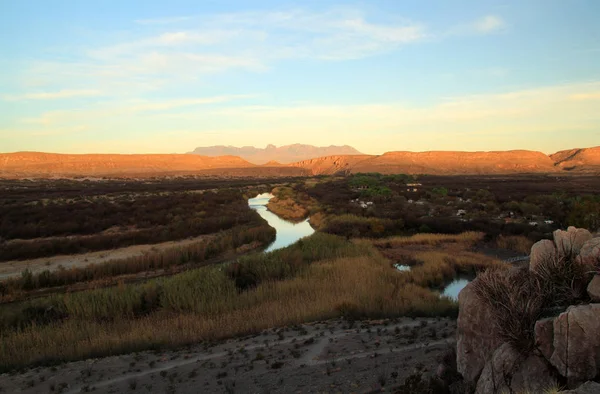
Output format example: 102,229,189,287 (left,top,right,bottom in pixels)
569,92,600,101
3,89,102,101
126,94,256,112
473,15,505,33
447,15,506,36
7,81,599,154
20,94,256,127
